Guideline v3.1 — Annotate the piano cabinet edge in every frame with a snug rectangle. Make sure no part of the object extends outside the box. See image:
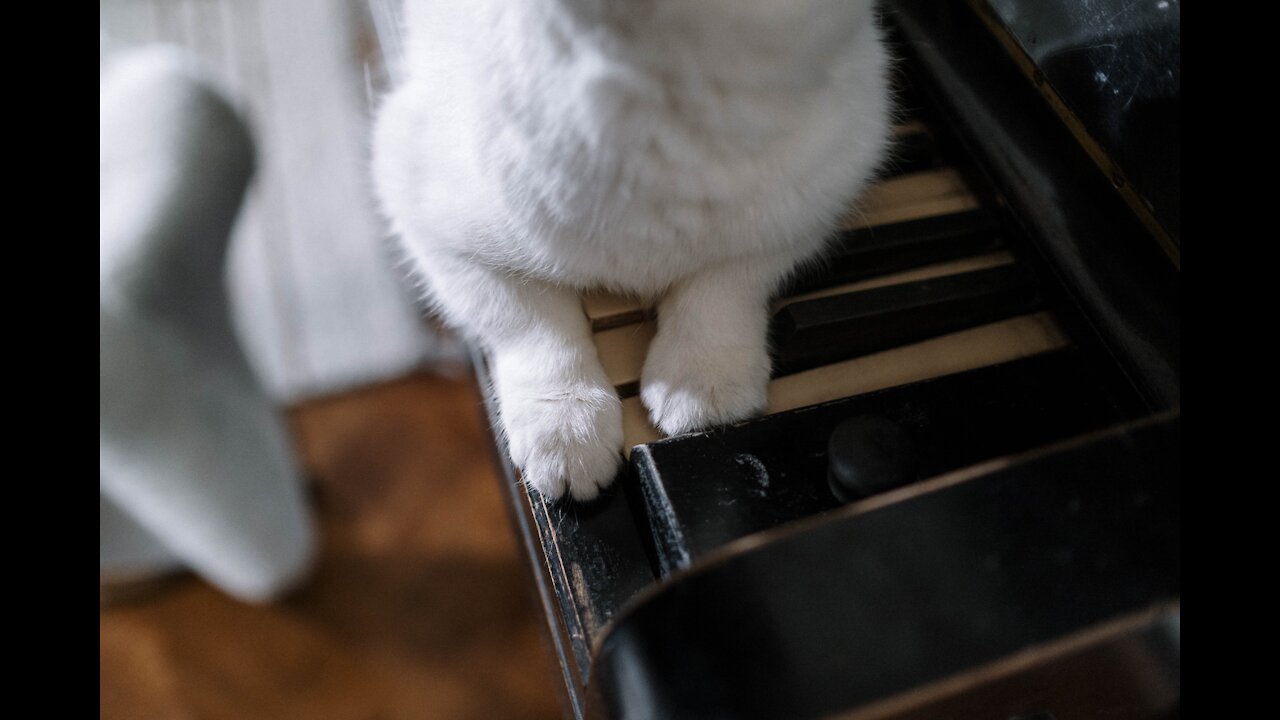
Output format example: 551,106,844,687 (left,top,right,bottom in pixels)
470,347,658,719
584,412,1181,720
825,601,1181,720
